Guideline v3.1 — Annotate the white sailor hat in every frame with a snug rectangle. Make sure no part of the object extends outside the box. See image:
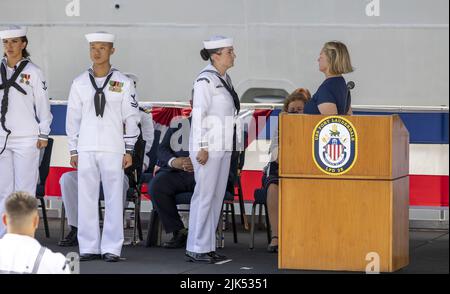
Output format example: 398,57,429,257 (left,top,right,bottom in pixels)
0,25,27,40
203,36,233,50
124,72,139,84
85,31,115,43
